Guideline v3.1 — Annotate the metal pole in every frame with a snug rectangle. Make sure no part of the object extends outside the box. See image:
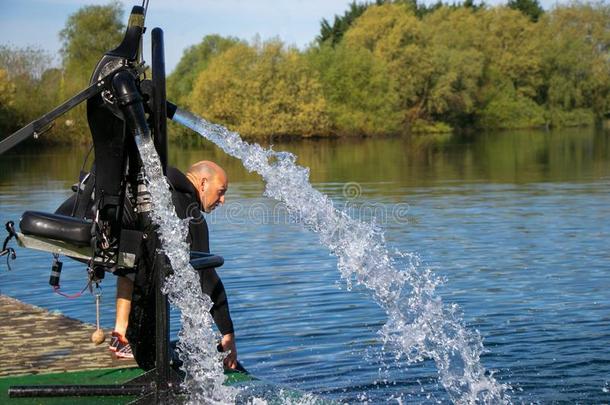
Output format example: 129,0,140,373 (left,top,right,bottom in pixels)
152,27,168,175
9,384,152,398
152,27,171,404
155,250,170,403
